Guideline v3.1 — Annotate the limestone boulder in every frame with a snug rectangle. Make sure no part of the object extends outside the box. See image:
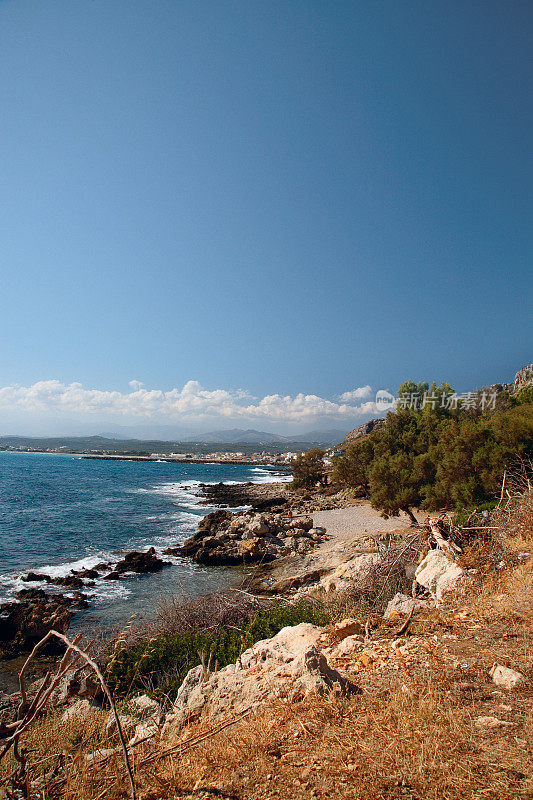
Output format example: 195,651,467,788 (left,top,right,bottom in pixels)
164,623,358,734
414,549,468,602
320,554,380,594
128,694,162,722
